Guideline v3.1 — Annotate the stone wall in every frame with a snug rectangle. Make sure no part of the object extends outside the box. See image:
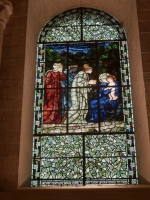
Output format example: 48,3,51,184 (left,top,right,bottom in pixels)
137,0,150,131
0,0,28,190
